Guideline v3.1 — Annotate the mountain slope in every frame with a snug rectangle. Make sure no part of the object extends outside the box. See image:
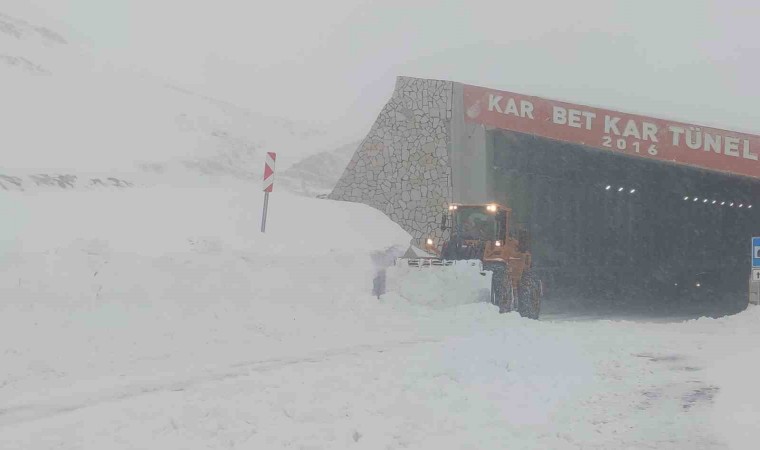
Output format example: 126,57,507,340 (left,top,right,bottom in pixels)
0,9,342,188
277,140,360,196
